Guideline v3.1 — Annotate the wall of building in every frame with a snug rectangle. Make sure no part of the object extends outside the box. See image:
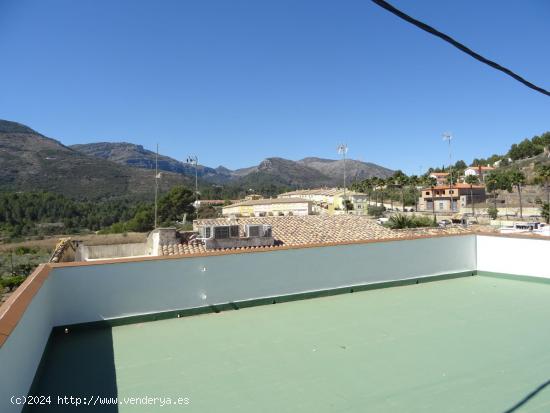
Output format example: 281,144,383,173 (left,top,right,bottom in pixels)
49,236,476,326
476,235,550,278
0,278,54,413
7,234,550,412
76,243,149,261
222,202,311,217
